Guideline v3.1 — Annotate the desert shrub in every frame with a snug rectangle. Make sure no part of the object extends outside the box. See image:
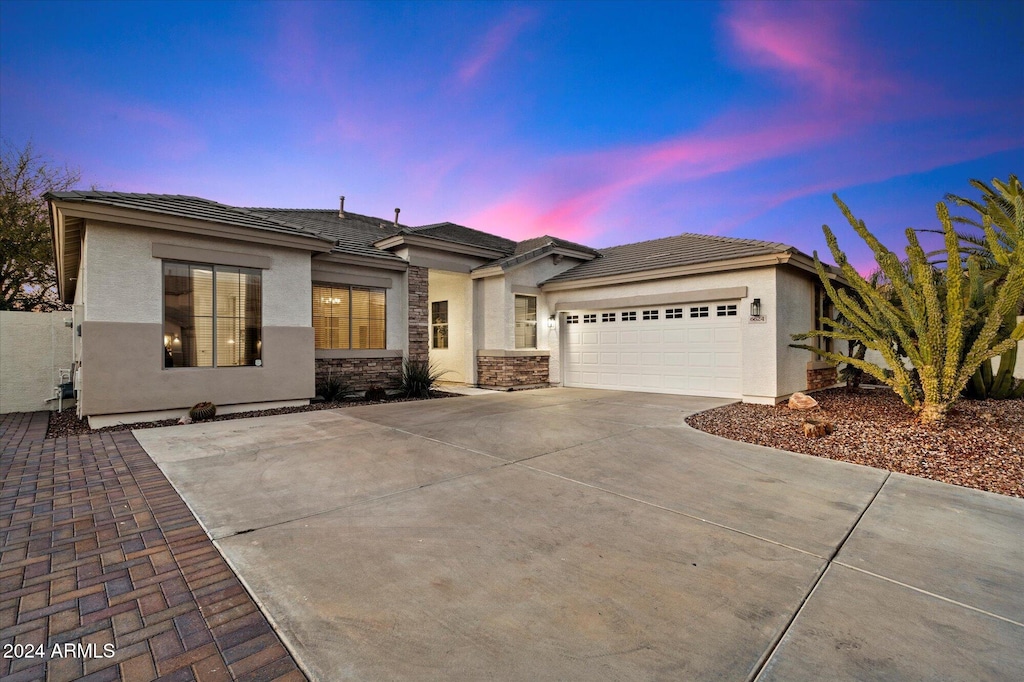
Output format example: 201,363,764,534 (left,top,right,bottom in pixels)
399,359,448,398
